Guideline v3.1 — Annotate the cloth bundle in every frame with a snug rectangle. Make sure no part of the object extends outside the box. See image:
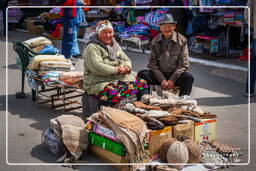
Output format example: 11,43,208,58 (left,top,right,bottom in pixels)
50,115,89,161
88,107,148,163
24,37,53,53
